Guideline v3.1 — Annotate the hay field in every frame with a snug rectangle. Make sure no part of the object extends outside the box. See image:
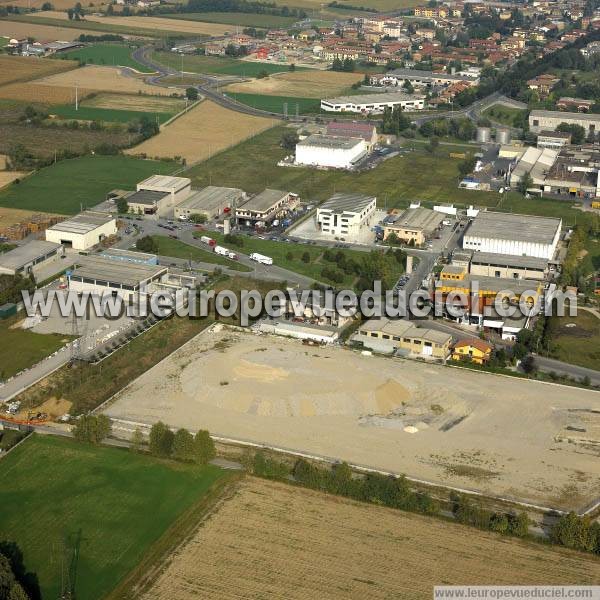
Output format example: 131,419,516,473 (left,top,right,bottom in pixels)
1,0,102,8
0,82,89,104
83,92,185,112
142,478,600,600
0,20,106,40
30,11,235,35
107,327,600,510
125,100,277,163
32,65,174,96
0,173,26,190
0,55,75,87
225,70,363,98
